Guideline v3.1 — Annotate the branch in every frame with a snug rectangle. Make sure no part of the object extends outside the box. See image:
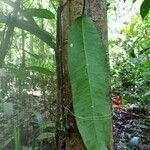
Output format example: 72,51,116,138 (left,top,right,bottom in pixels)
0,0,37,25
0,0,21,67
0,14,56,48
